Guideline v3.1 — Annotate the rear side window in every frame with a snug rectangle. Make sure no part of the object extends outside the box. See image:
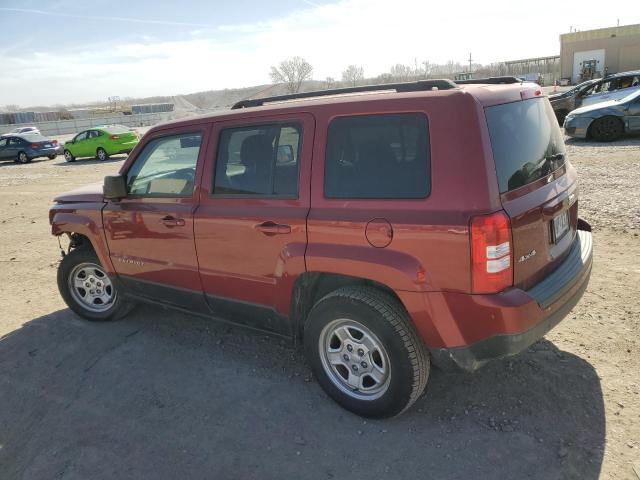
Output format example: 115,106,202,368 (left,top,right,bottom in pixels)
485,98,565,193
324,113,430,199
213,123,301,197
